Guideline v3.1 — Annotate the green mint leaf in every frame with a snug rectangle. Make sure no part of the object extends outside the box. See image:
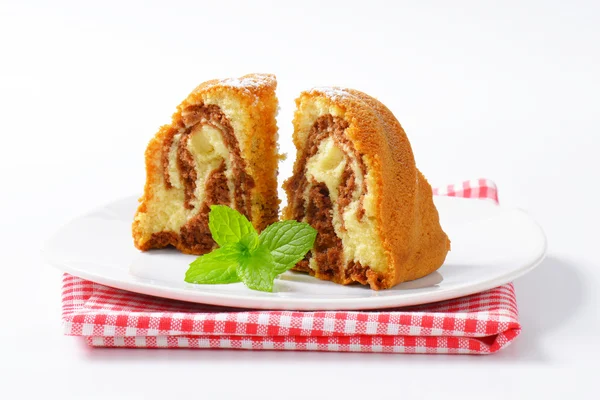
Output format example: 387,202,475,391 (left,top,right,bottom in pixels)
237,245,277,292
239,231,259,252
184,243,242,284
184,206,317,293
259,220,317,274
208,205,256,247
